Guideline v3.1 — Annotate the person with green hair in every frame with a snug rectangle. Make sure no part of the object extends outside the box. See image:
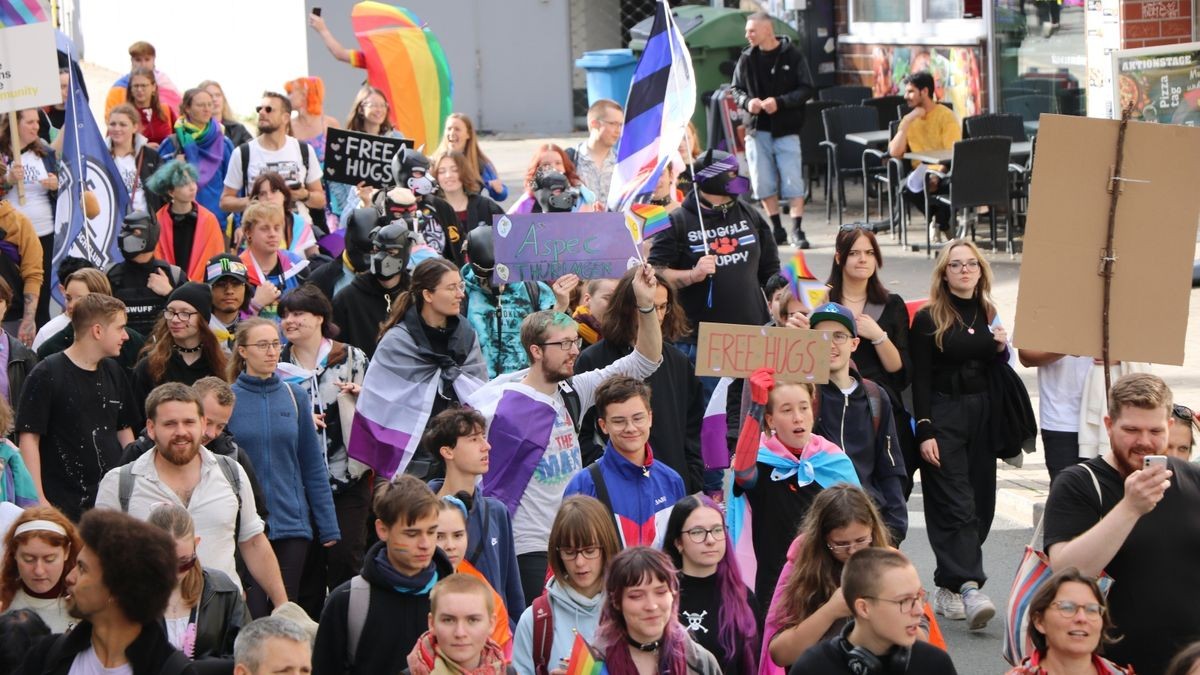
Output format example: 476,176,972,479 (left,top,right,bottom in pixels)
146,159,227,282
